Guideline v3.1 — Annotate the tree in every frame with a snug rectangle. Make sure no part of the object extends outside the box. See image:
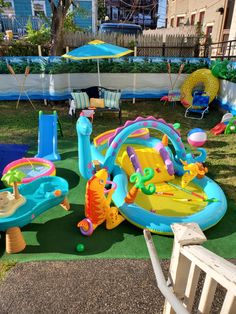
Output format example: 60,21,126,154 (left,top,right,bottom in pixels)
1,170,25,200
48,0,75,56
0,0,9,12
27,4,83,49
98,0,106,22
26,20,51,45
